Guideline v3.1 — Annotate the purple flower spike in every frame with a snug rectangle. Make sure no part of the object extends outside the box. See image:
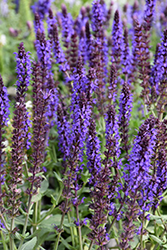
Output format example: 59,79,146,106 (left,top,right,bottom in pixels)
0,75,9,126
111,10,124,71
27,62,50,197
14,42,32,149
119,81,133,156
91,0,104,35
87,118,111,247
47,9,69,72
71,57,92,161
0,75,9,214
31,0,52,20
86,119,101,184
60,4,74,59
143,0,156,32
124,116,158,209
122,27,132,77
14,43,31,95
8,43,32,217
